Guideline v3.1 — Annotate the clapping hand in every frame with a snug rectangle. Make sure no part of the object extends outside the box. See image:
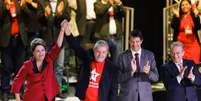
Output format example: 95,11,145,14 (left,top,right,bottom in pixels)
44,5,51,17
188,66,195,81
131,58,137,75
143,61,150,74
57,1,64,15
178,64,186,79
